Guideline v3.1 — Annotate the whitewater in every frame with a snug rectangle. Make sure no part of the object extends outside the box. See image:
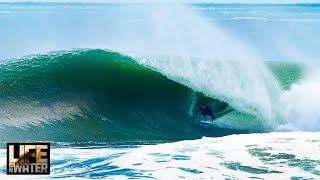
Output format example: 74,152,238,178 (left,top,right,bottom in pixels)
0,1,320,179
